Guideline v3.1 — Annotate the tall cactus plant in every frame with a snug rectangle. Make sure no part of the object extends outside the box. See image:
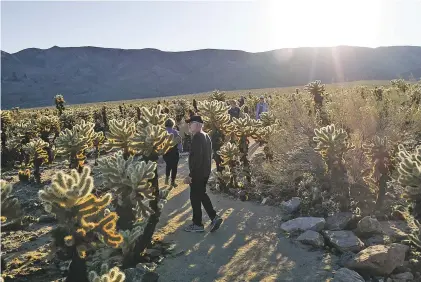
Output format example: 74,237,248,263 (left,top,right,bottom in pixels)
215,142,240,190
23,138,49,184
38,166,122,282
54,94,66,116
313,124,355,211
